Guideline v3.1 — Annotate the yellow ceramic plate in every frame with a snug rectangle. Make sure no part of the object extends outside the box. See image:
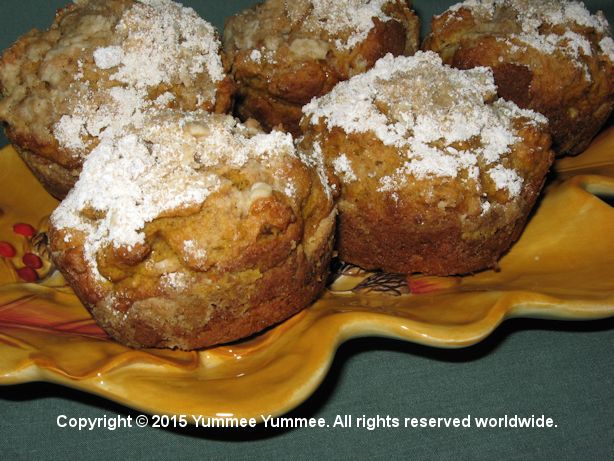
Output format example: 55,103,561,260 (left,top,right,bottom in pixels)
1,129,614,420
